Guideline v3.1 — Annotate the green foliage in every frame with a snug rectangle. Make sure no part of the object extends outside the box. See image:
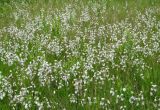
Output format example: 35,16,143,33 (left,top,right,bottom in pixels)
0,0,160,110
